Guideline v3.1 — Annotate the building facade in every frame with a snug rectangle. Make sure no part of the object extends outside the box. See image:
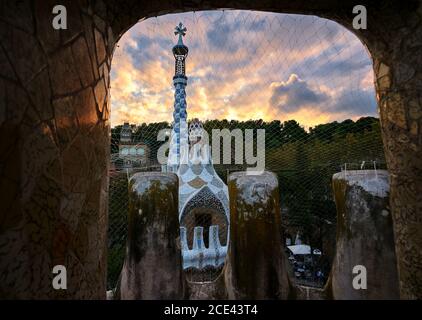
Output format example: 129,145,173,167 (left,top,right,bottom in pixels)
116,122,150,169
